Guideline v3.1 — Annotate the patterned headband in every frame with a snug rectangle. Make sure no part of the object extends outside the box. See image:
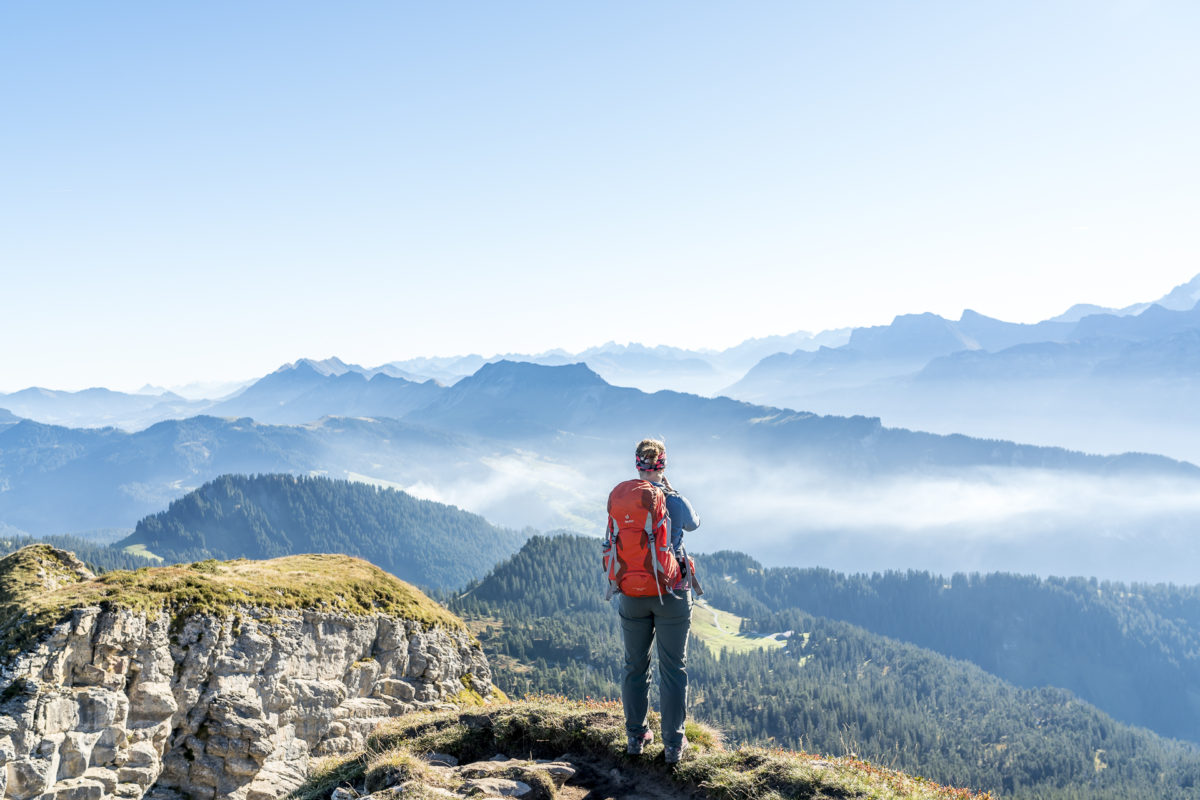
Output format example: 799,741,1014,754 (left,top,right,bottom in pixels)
635,452,666,472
